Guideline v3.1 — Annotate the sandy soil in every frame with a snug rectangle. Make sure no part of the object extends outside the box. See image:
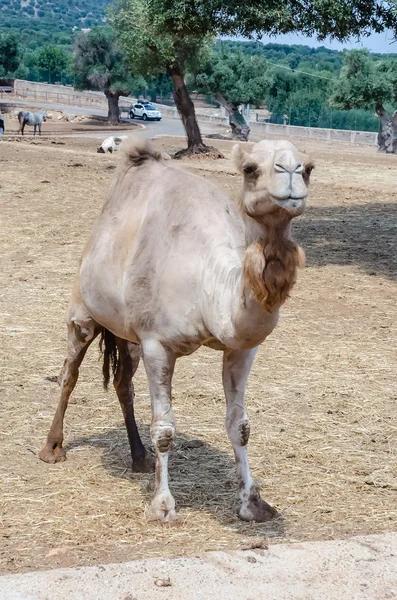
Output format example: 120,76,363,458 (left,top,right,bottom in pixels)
0,133,396,575
0,106,141,136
